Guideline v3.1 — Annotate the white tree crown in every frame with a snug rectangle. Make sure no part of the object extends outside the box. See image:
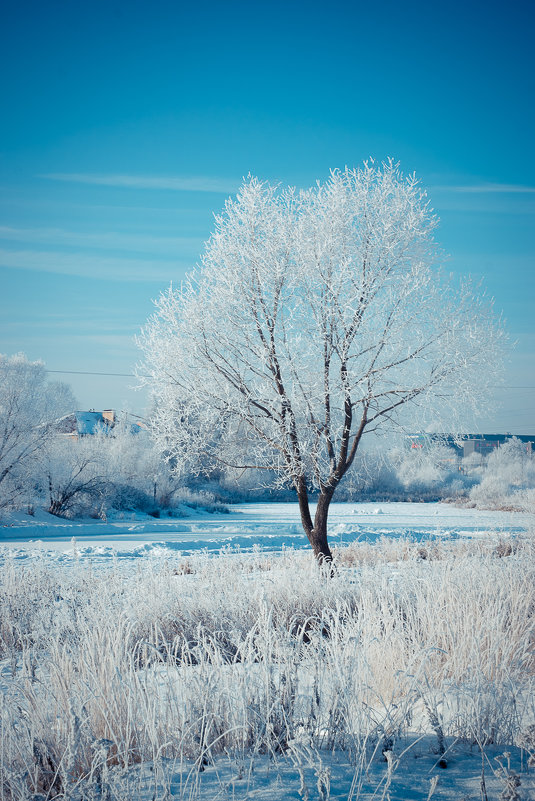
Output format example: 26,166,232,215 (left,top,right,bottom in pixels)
139,162,505,492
